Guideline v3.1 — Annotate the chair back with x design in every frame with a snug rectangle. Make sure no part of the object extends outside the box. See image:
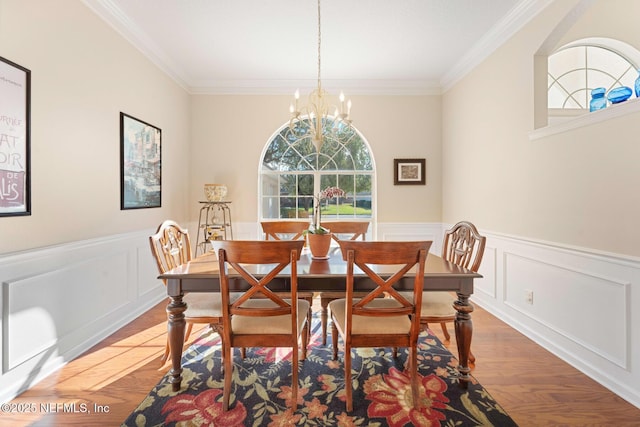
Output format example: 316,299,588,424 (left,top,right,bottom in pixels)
329,240,431,411
213,239,309,412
